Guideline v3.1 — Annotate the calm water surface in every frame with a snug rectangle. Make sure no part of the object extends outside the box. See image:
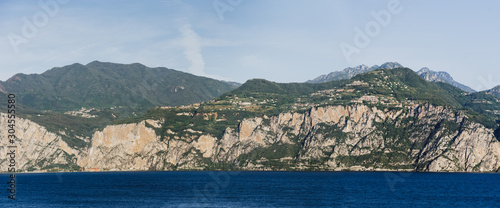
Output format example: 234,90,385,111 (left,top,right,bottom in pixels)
1,171,499,207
